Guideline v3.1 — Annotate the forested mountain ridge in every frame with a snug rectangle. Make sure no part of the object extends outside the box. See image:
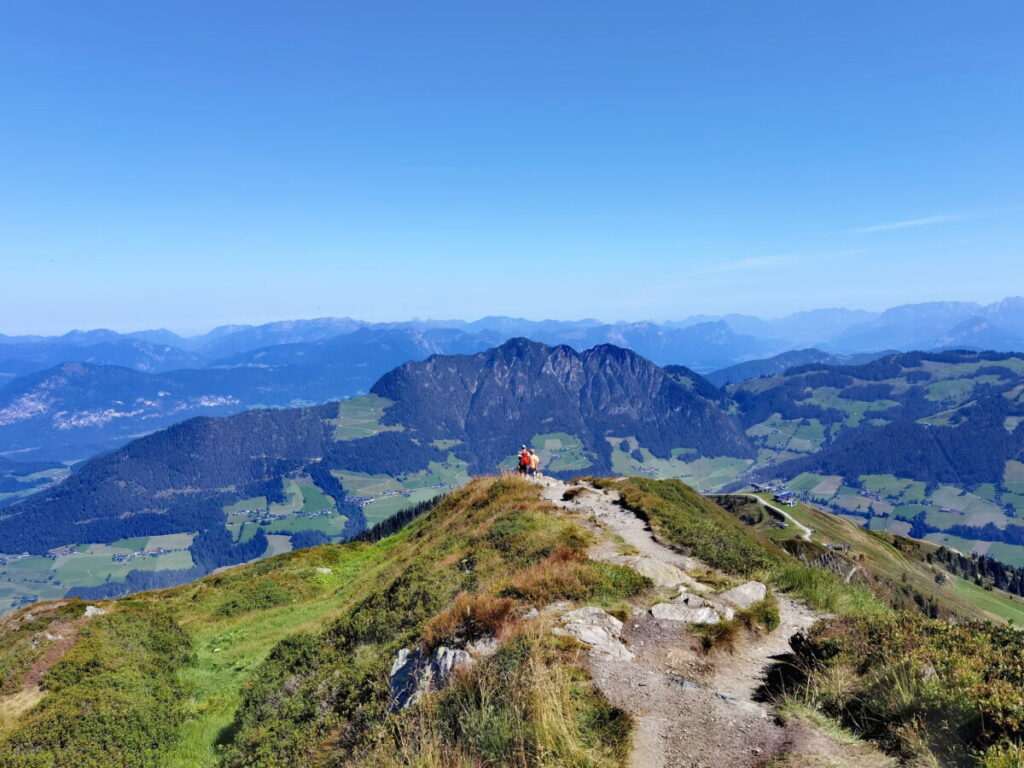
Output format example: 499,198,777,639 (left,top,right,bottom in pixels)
0,340,746,557
371,338,753,472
